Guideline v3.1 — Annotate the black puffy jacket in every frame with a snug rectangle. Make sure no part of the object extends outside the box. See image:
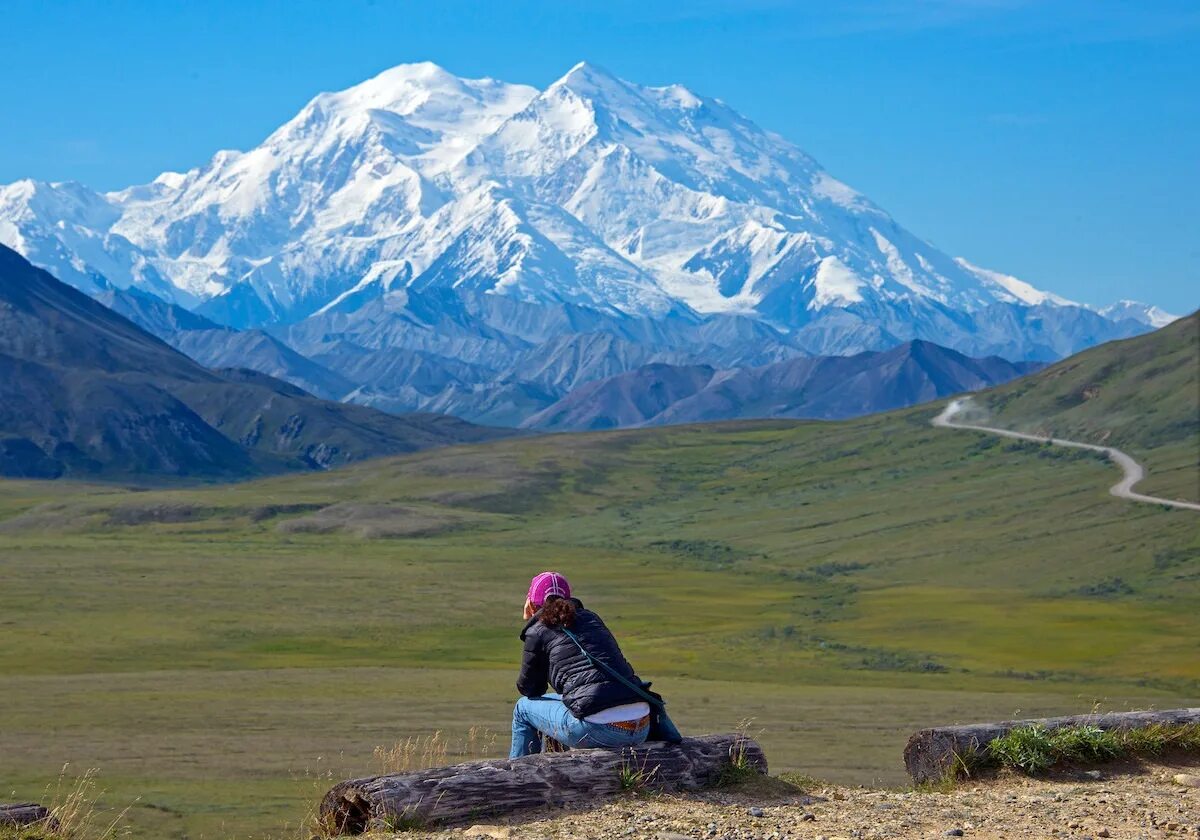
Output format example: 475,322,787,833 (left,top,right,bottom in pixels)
516,598,645,719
